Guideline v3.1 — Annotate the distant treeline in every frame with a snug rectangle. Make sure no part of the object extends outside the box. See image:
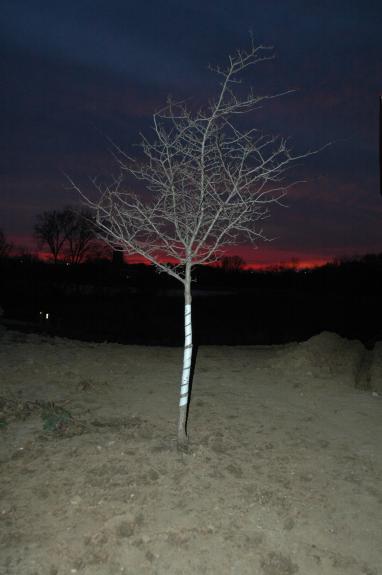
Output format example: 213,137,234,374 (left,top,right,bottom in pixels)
0,253,381,346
